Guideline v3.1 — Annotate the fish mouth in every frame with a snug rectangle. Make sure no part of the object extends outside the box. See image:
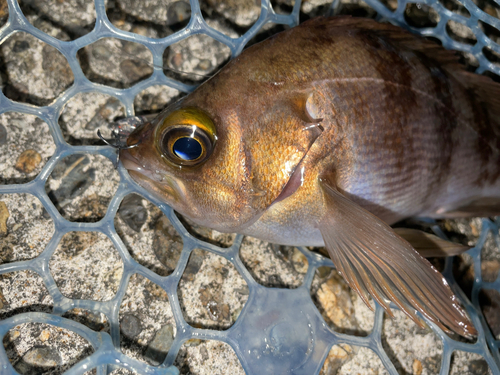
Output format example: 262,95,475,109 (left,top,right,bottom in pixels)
120,150,186,202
